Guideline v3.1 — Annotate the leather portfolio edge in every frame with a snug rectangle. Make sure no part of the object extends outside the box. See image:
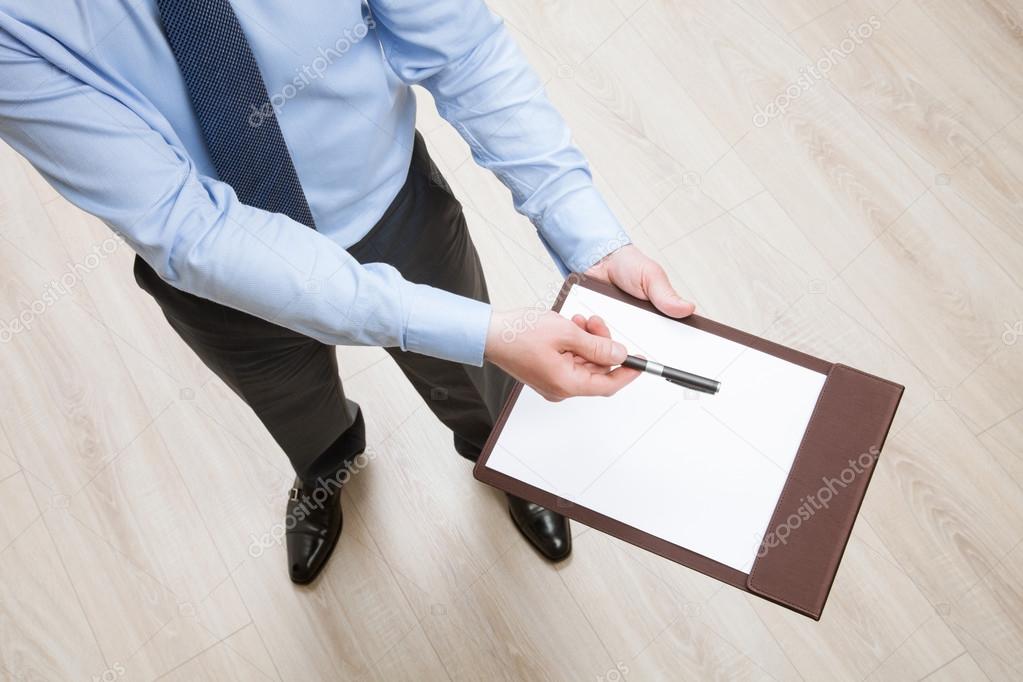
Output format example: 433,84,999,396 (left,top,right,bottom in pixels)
473,277,904,620
746,363,903,619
